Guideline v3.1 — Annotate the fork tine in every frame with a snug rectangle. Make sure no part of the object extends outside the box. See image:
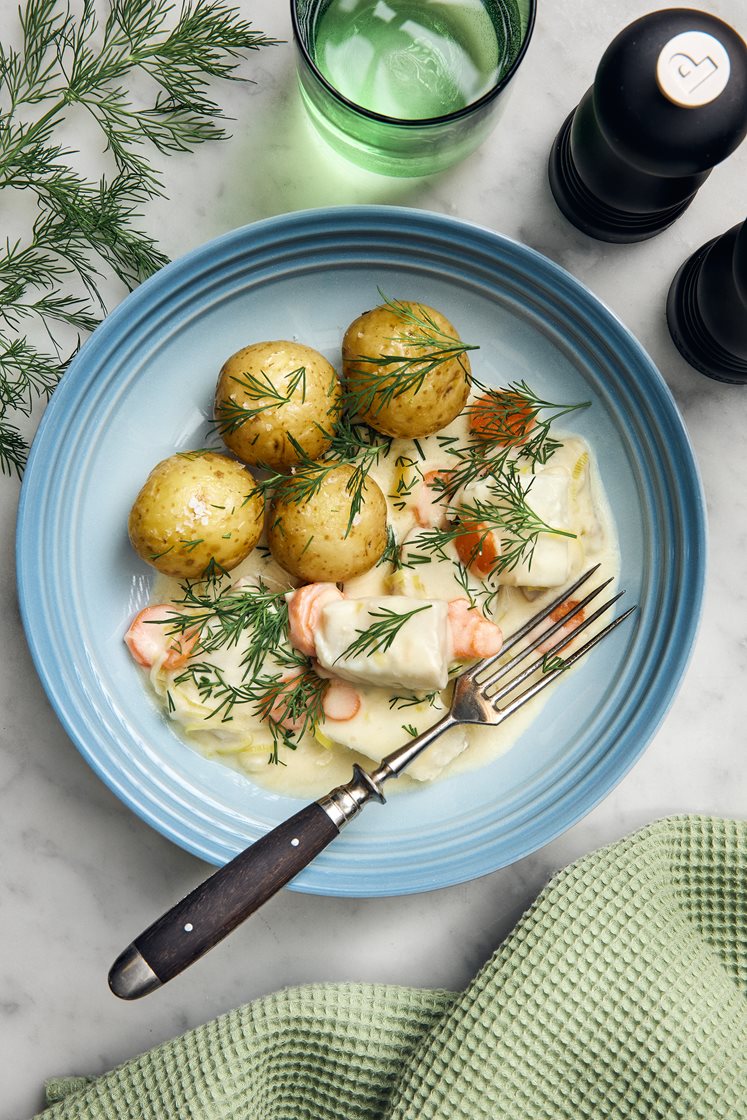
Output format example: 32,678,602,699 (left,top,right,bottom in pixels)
485,590,626,704
500,565,601,654
461,564,602,682
472,573,615,688
489,605,637,724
